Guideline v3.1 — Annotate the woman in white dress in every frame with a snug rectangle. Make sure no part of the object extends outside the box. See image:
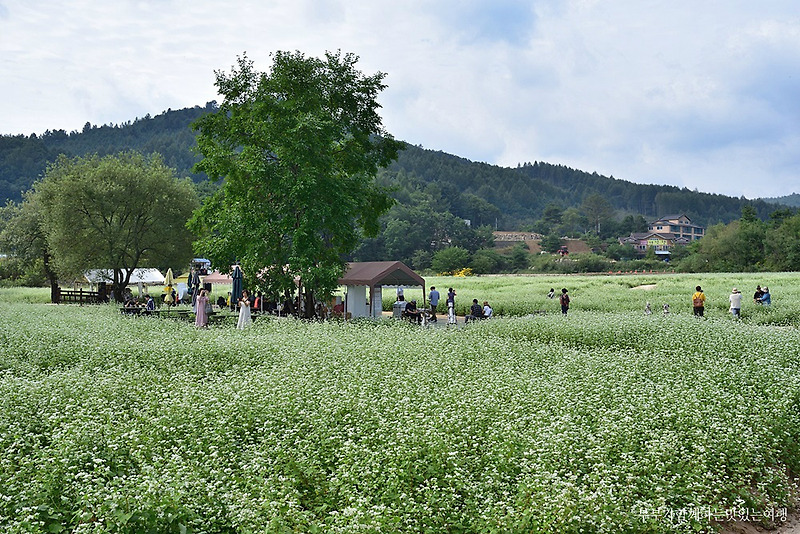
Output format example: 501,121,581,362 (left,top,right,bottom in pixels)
237,290,252,329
